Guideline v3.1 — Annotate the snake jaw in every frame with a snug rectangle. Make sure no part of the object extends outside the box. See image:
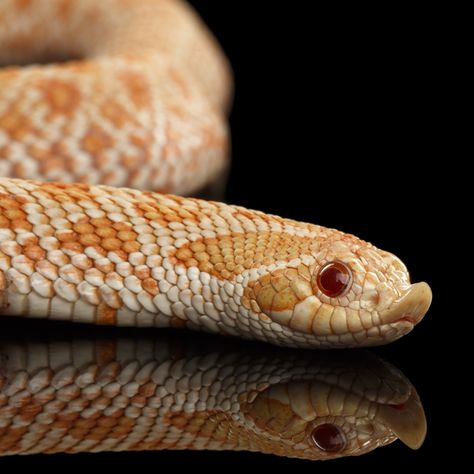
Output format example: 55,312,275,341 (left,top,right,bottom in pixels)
247,262,432,347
